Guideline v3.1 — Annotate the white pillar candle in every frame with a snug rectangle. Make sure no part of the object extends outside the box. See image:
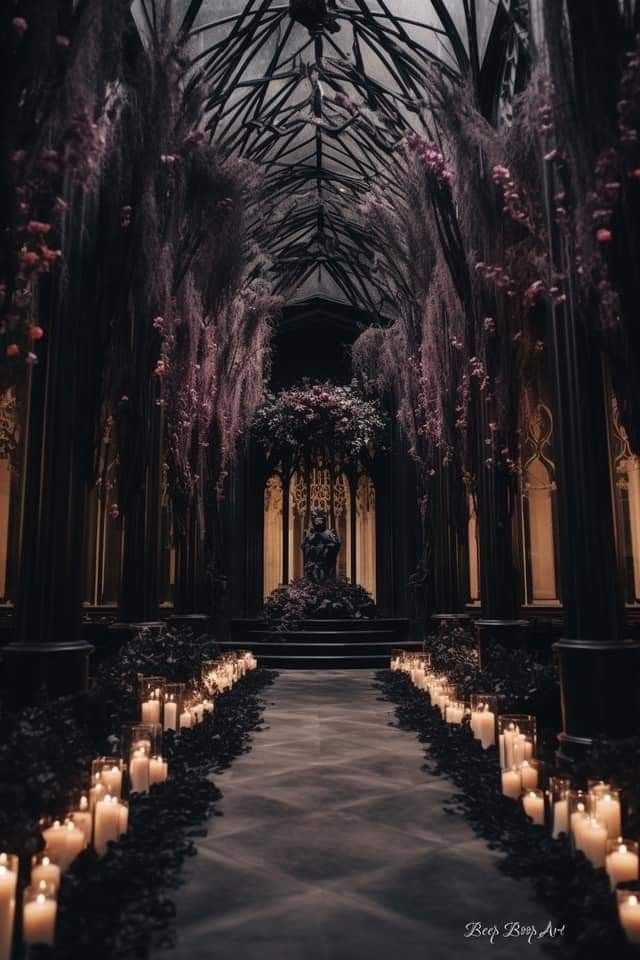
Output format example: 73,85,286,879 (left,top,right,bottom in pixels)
581,818,608,868
512,734,533,766
23,892,57,946
179,710,193,729
503,727,517,768
94,796,125,856
499,733,505,768
522,791,545,825
149,757,168,785
42,821,68,864
0,856,17,960
501,768,521,799
571,802,587,844
141,699,161,724
619,894,640,943
607,843,639,890
595,793,622,839
475,710,496,749
89,779,105,813
102,765,123,799
519,761,538,791
164,700,178,731
552,799,569,838
31,856,61,893
118,802,129,836
70,797,93,848
57,821,84,871
129,748,150,794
